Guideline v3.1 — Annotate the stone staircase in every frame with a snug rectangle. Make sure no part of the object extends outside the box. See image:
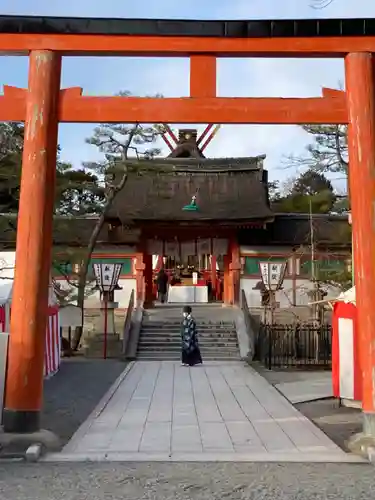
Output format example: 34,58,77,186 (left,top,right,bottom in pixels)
137,305,240,361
